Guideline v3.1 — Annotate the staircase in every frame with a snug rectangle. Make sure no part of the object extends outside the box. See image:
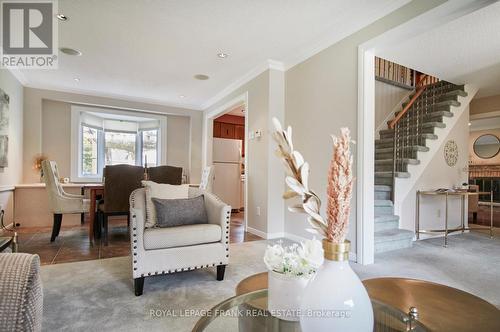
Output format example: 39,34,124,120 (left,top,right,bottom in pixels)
374,80,468,253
